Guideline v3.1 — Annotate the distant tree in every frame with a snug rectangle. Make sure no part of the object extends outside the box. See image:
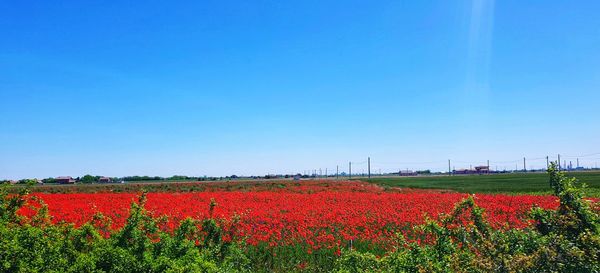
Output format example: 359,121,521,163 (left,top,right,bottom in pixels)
42,178,57,184
122,176,163,182
168,175,192,181
17,179,37,186
80,175,98,183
